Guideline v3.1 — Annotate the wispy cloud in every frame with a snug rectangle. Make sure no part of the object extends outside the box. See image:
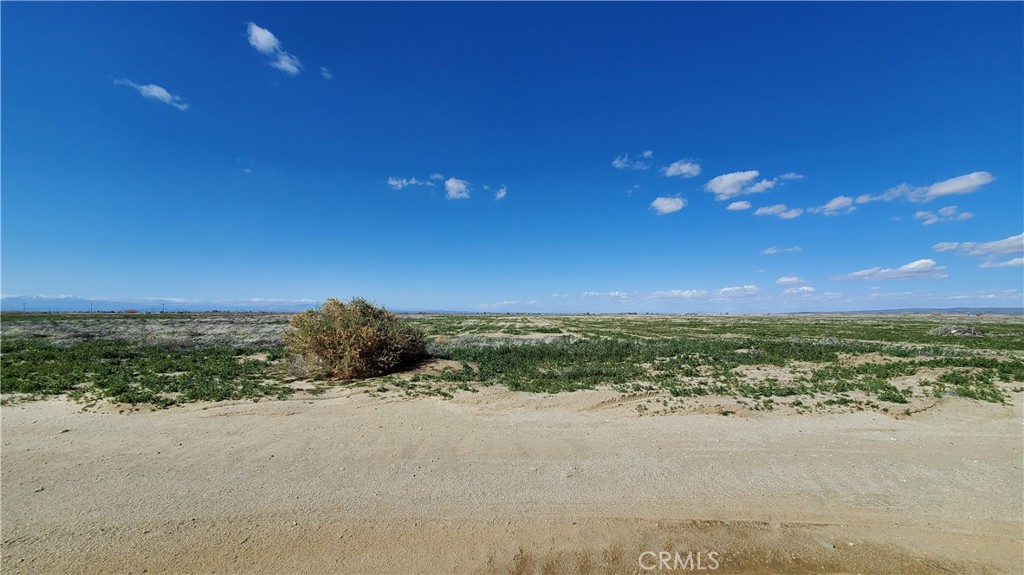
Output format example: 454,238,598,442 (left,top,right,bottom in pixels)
113,79,189,110
647,289,708,299
836,258,948,280
754,204,803,219
779,173,805,181
761,245,802,255
948,289,1022,301
856,171,995,204
445,177,470,200
933,233,1023,256
978,258,1024,269
612,150,653,170
581,291,629,299
651,196,687,215
430,173,444,181
913,205,974,225
726,201,751,211
320,67,333,80
494,186,508,200
783,286,816,295
661,160,701,178
776,276,806,285
247,22,302,76
810,195,855,216
387,176,435,190
716,285,760,298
